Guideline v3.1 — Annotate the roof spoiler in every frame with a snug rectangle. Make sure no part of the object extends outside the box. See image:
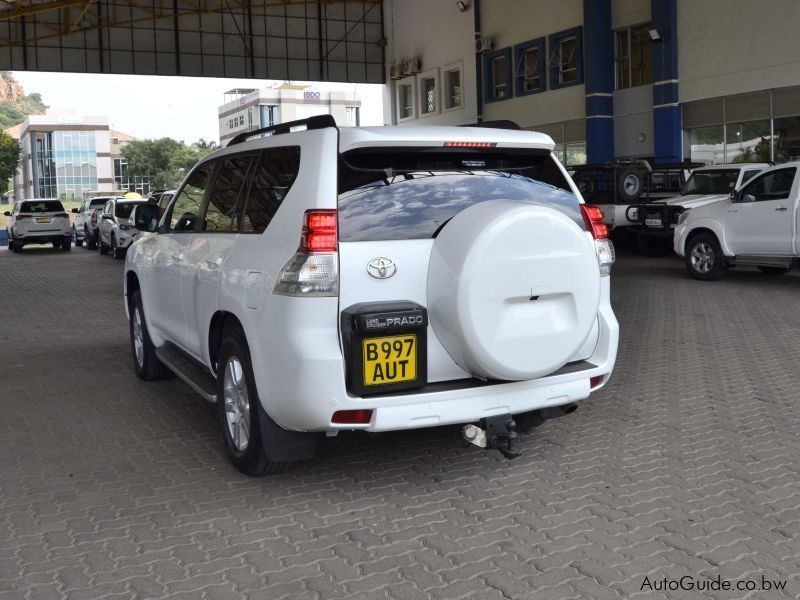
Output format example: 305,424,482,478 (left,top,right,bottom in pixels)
460,120,521,130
